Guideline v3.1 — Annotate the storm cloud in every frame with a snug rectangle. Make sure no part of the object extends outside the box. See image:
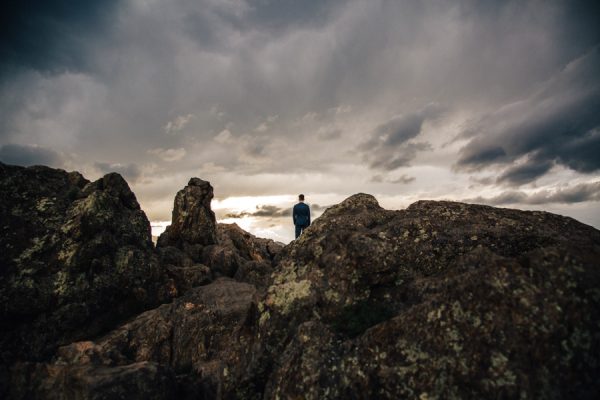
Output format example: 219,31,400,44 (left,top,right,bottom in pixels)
0,144,64,167
359,105,441,171
0,0,120,77
465,182,600,206
1,0,599,240
225,203,327,219
456,48,600,184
